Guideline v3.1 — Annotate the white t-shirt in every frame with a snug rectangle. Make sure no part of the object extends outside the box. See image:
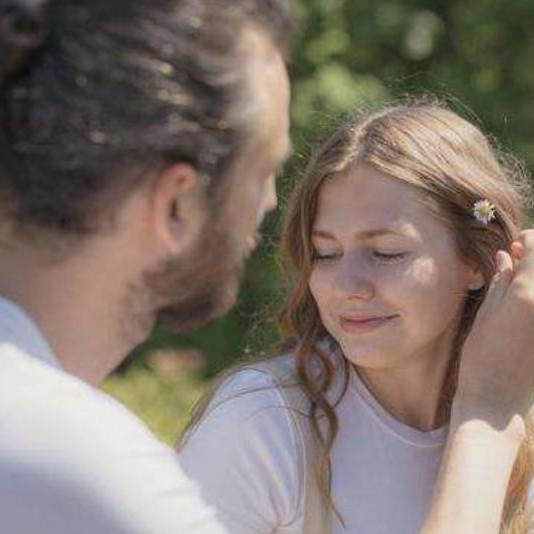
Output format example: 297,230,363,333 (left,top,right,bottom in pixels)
179,352,534,534
0,296,227,534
